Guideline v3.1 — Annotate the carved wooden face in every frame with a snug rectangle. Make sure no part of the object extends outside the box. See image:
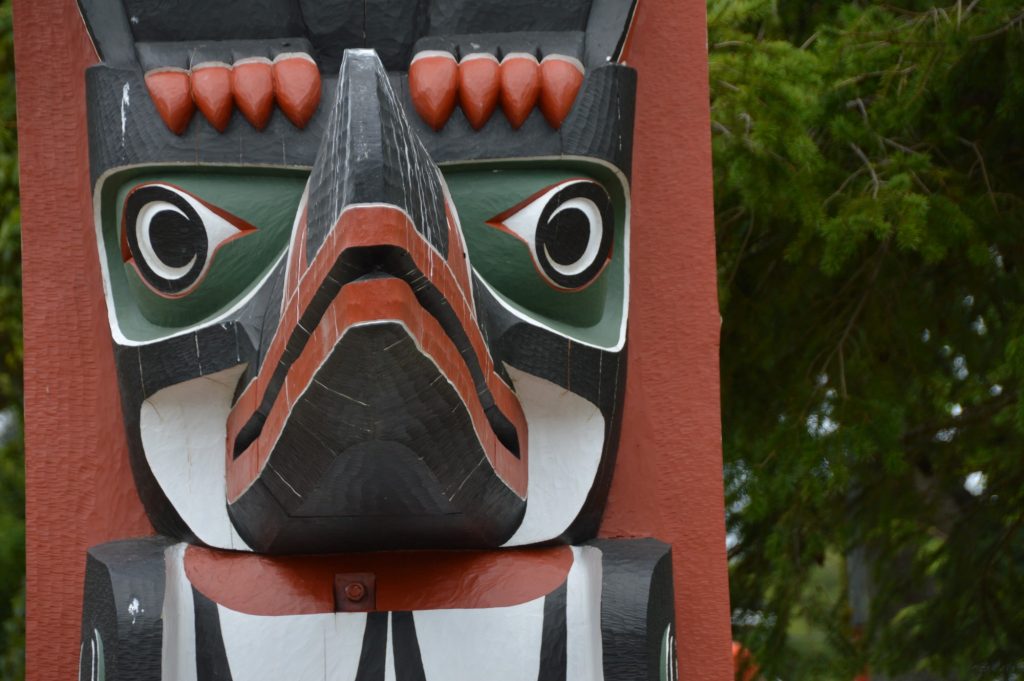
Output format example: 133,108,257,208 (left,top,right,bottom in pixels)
83,0,637,553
